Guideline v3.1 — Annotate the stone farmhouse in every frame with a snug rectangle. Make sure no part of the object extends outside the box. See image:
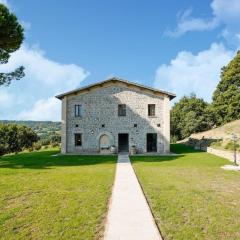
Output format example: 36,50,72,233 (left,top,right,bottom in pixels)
56,77,175,154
